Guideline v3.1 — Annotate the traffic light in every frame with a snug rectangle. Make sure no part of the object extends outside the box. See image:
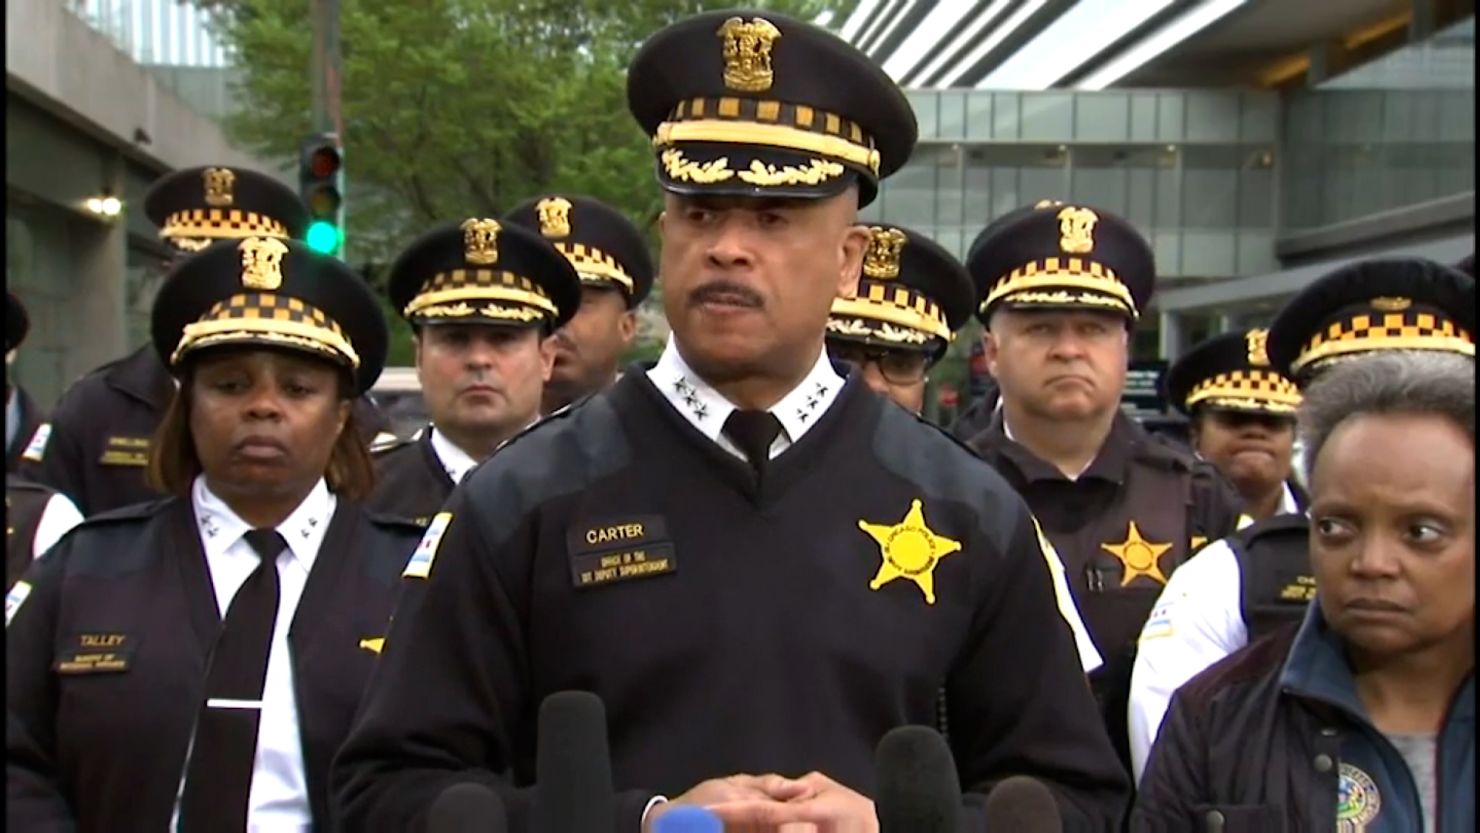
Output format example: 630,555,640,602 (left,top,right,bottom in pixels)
299,133,344,257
